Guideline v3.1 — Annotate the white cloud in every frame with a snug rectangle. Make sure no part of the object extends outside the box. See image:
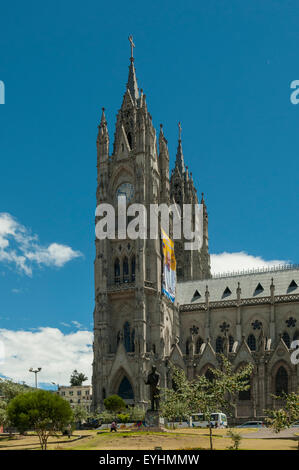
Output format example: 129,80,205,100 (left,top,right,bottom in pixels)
0,327,93,386
0,213,82,276
11,288,25,294
210,251,288,275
